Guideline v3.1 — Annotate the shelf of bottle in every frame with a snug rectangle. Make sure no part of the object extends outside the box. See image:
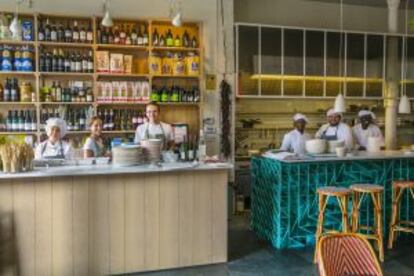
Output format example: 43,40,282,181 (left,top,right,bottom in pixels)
0,40,35,46
95,101,199,106
95,44,148,50
38,41,94,48
0,71,36,76
39,72,94,77
151,46,200,52
40,130,89,135
102,130,136,134
40,102,93,105
96,73,149,78
0,132,37,135
152,74,200,79
0,102,36,105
